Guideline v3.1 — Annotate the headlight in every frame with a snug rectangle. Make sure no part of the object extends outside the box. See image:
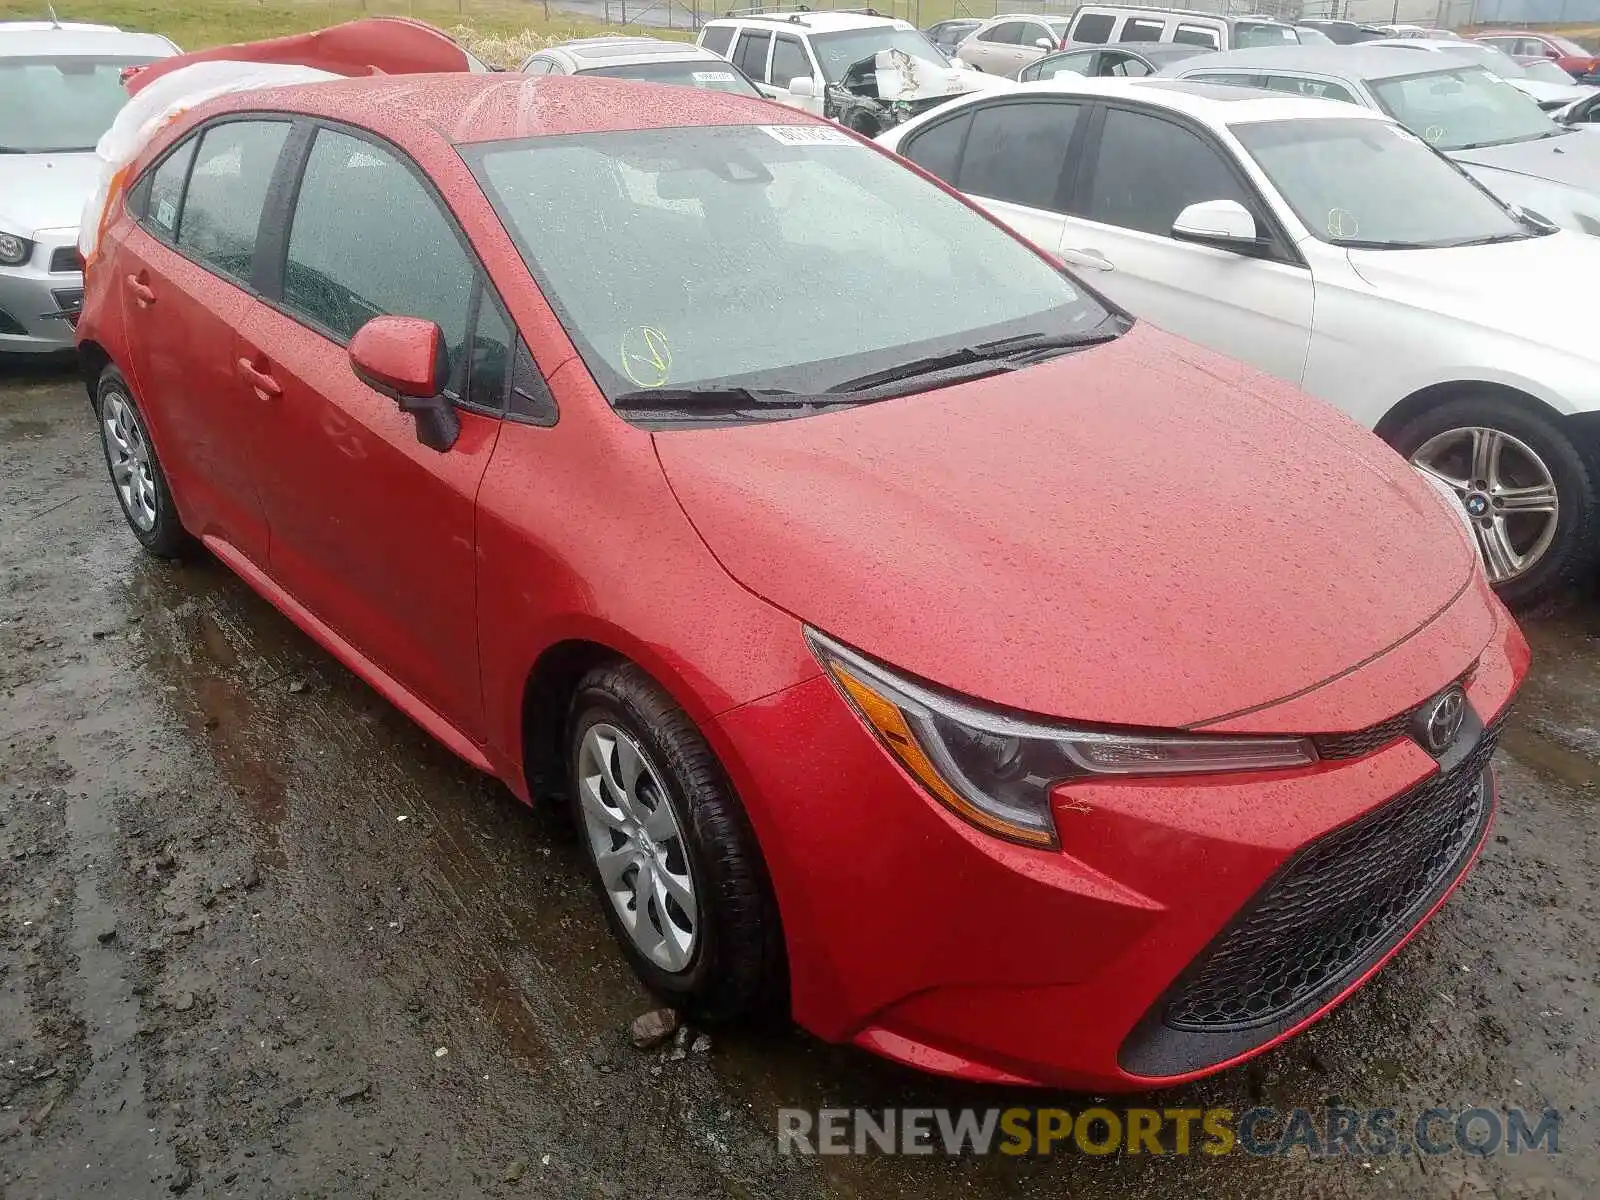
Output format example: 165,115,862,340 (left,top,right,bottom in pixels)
0,232,33,266
807,630,1318,848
